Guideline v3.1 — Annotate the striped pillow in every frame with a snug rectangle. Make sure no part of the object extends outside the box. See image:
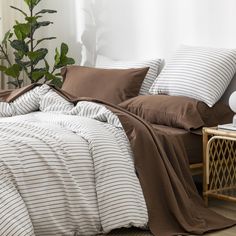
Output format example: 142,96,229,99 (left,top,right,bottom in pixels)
96,55,162,95
149,45,236,107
